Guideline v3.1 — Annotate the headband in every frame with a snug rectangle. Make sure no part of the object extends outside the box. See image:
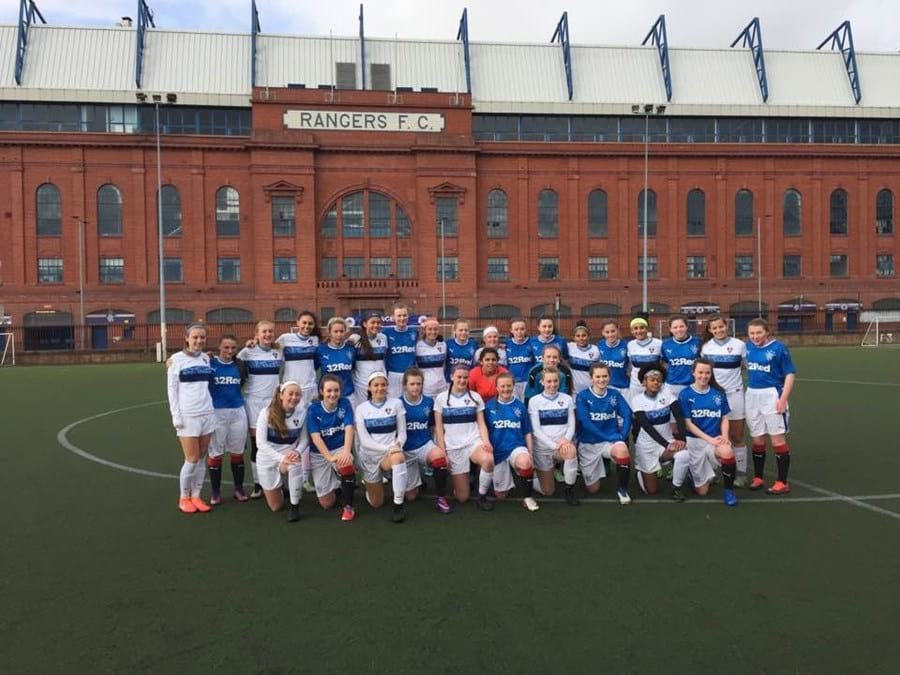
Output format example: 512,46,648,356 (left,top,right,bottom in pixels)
367,371,388,386
644,369,664,380
279,380,301,392
630,318,649,328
